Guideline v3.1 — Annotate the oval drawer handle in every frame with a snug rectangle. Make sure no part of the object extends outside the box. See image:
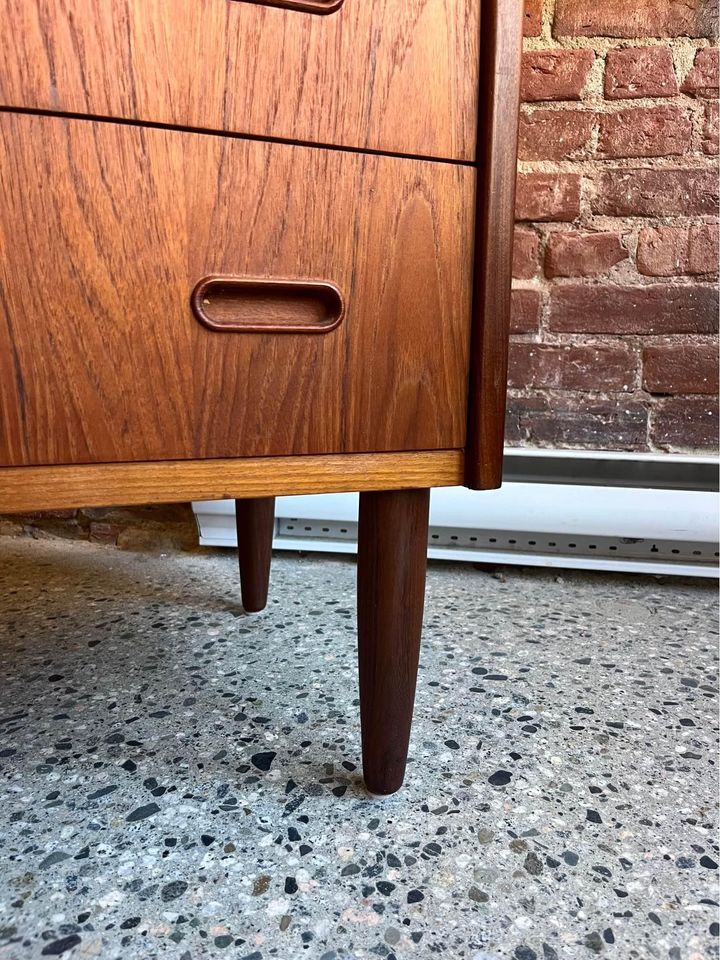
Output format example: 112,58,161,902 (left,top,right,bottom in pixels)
191,276,344,334
236,0,344,13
